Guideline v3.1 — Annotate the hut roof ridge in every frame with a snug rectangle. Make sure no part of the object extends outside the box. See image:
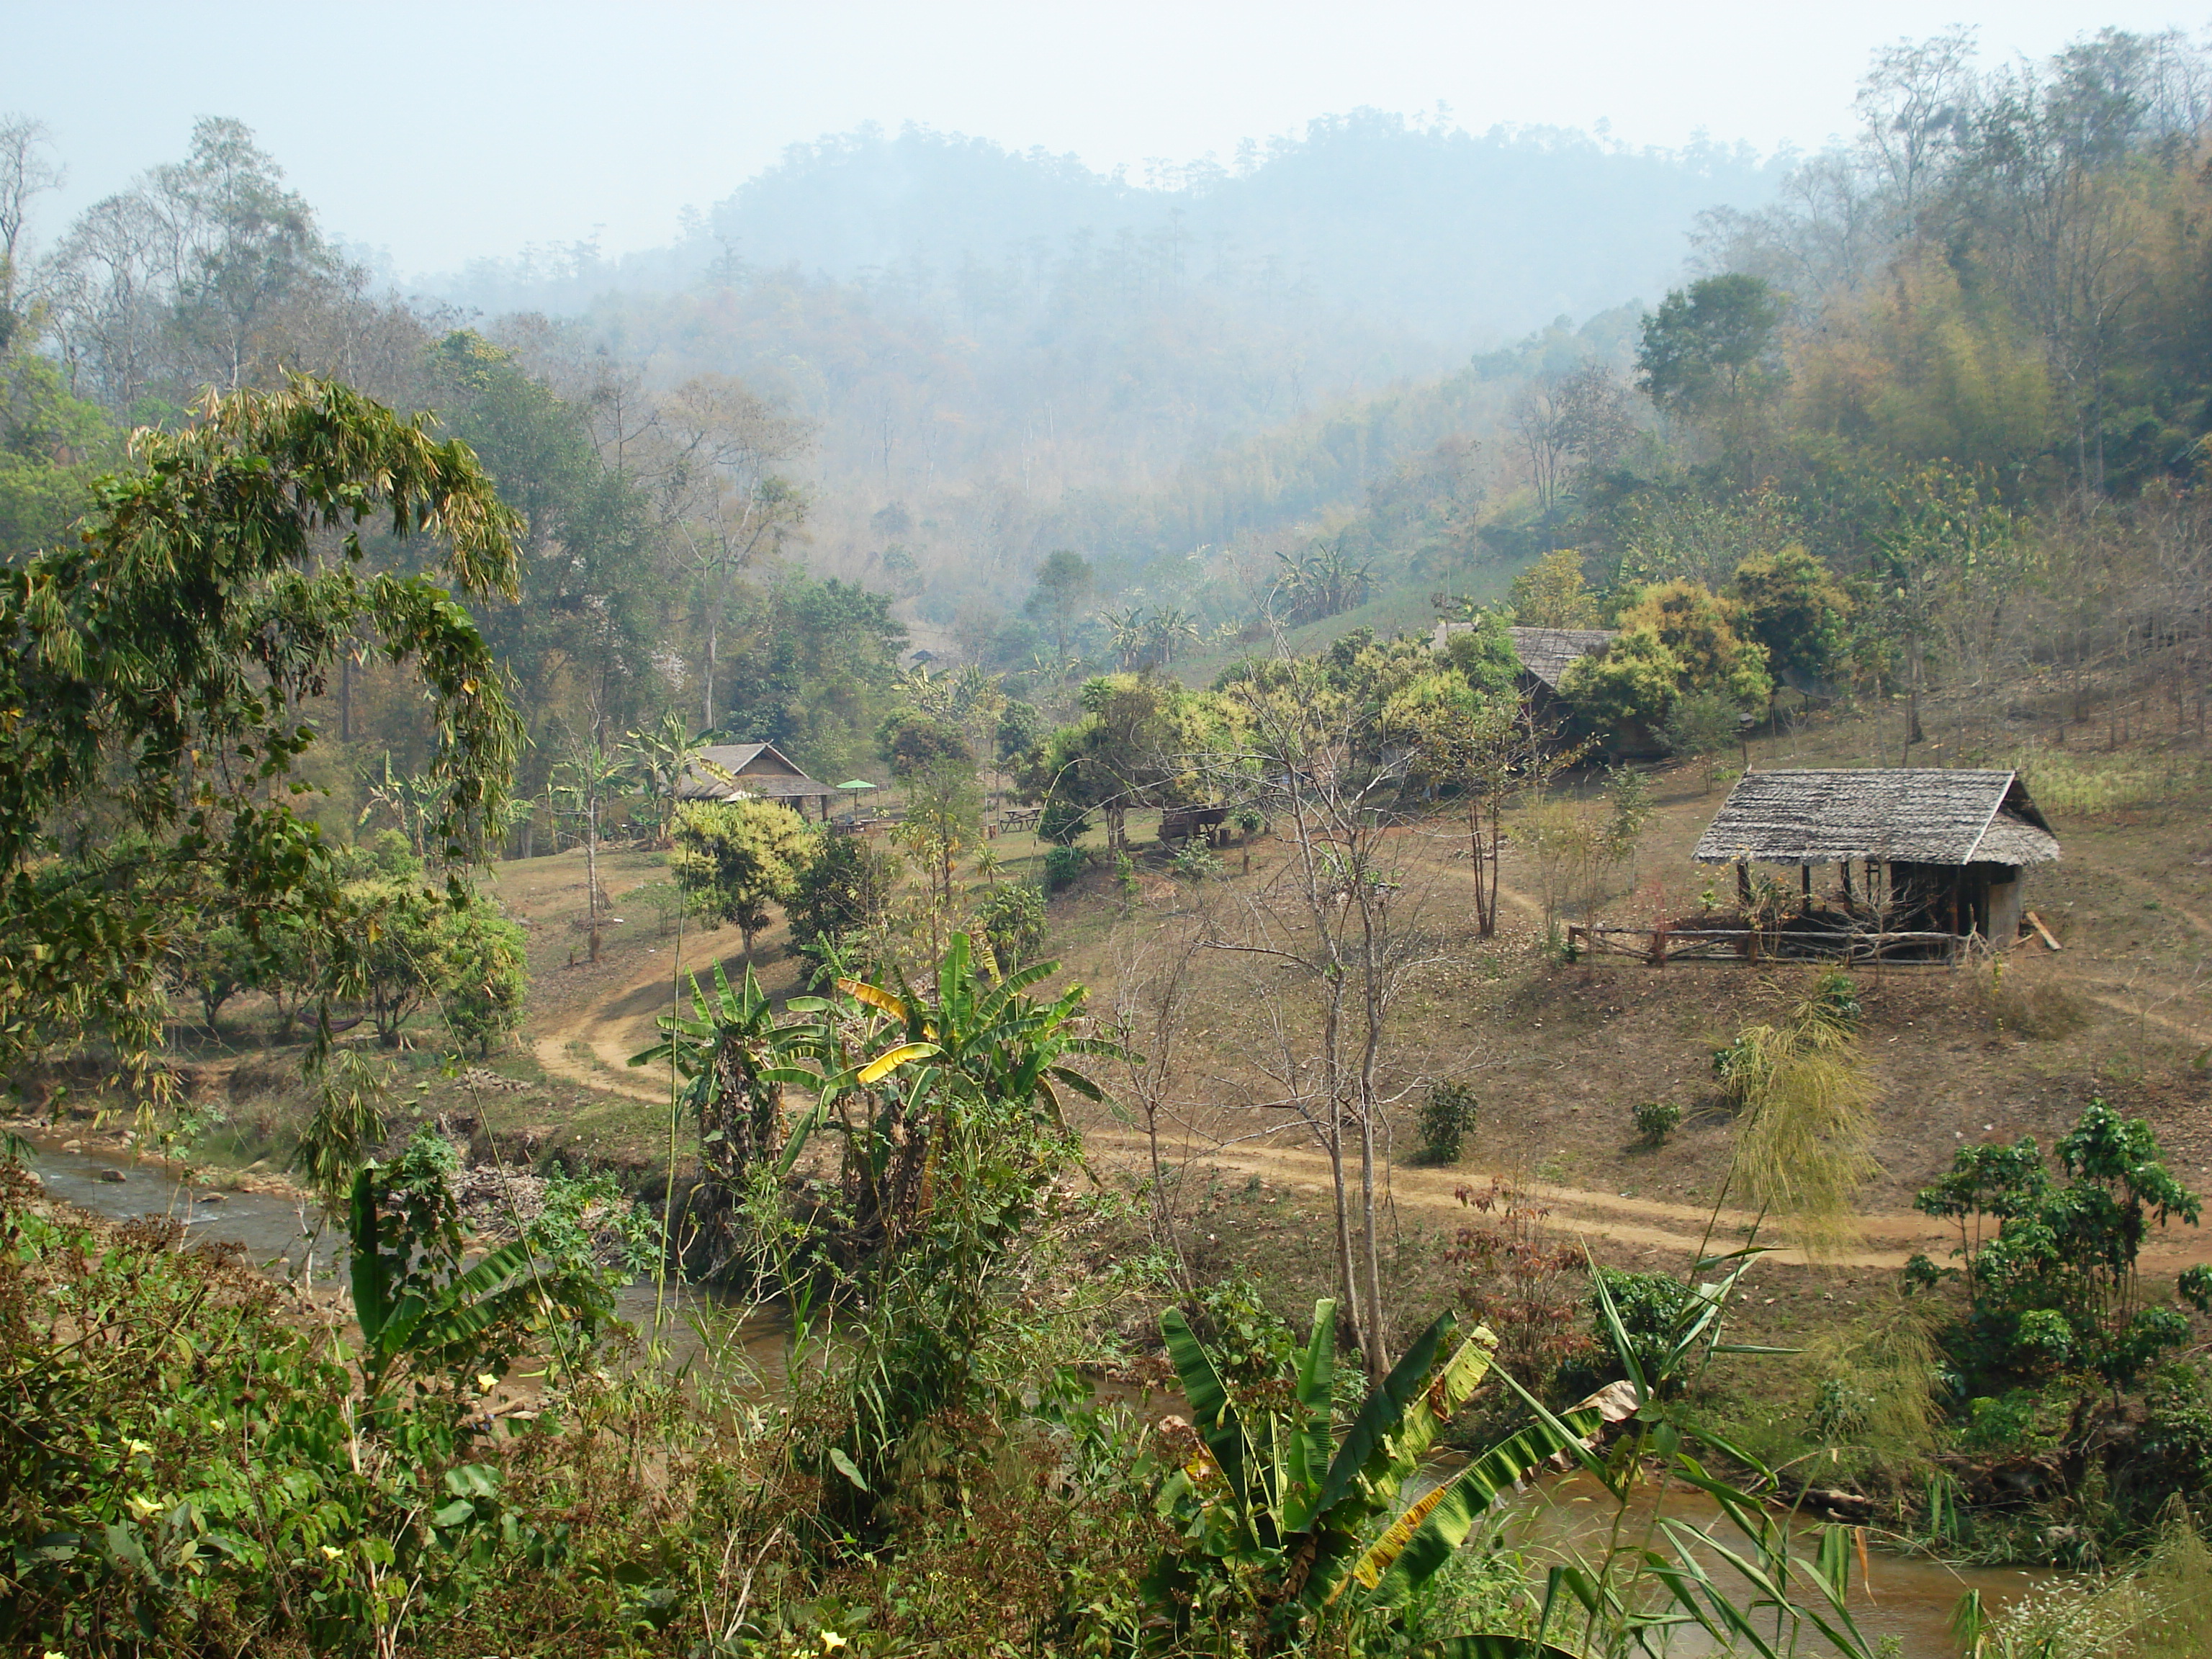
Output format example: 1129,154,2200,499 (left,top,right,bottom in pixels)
1691,766,2060,867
